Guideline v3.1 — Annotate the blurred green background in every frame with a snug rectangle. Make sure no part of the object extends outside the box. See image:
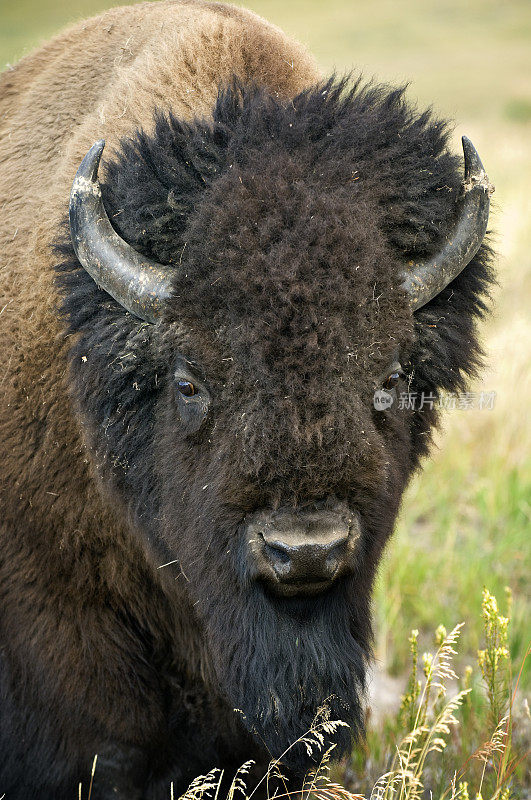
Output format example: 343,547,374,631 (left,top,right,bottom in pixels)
1,0,529,685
